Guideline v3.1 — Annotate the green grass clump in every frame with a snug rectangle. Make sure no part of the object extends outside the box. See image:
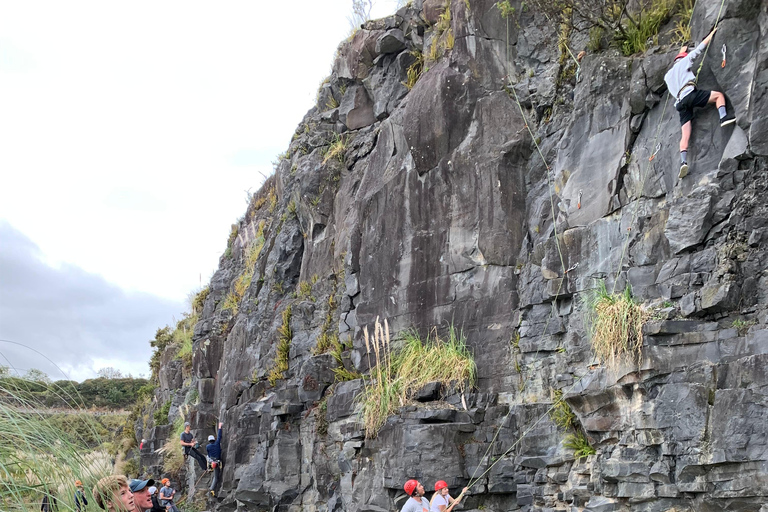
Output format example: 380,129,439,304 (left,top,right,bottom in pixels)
584,281,650,368
153,400,171,425
549,389,576,430
495,0,515,18
588,26,604,52
359,319,476,438
191,286,210,315
222,232,266,317
221,292,240,315
564,431,596,459
226,224,238,252
267,307,293,386
322,134,347,165
172,313,197,369
671,0,693,45
296,280,314,301
435,0,451,33
157,416,186,476
615,0,677,56
404,50,425,90
315,398,329,435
